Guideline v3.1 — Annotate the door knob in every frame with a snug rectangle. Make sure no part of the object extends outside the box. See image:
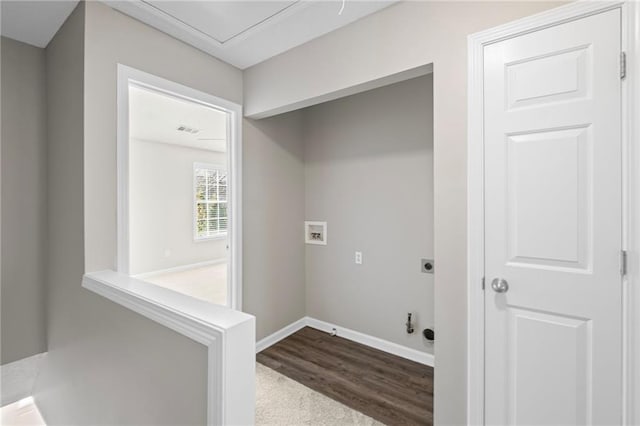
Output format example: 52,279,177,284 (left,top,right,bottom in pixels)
491,278,509,293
